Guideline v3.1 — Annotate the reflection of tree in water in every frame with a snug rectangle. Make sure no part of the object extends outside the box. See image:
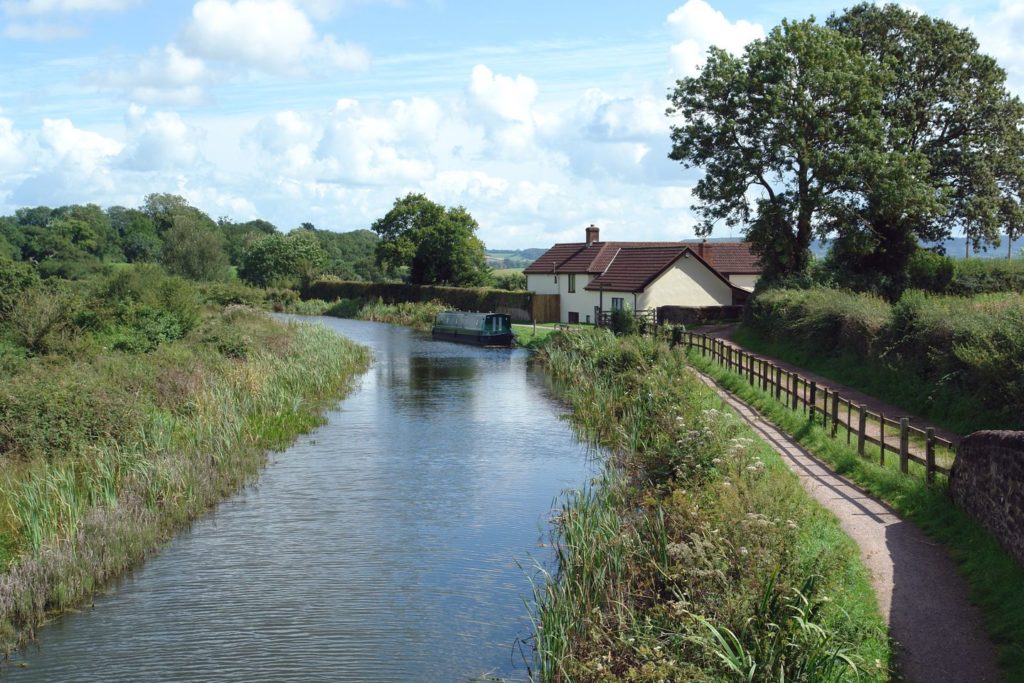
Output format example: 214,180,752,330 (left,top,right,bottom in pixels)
396,355,478,412
409,355,477,387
